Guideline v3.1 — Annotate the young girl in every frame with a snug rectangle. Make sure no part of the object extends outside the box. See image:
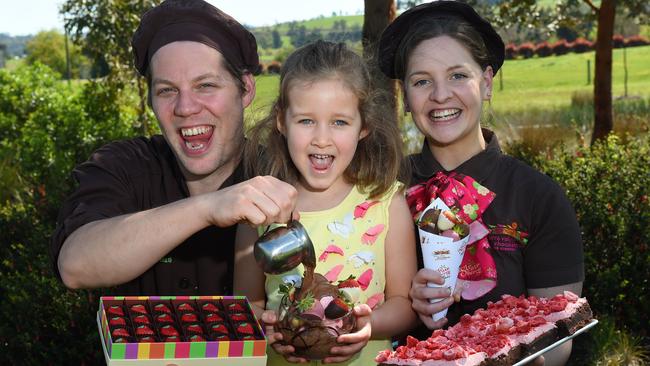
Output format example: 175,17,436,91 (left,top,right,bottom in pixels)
234,40,417,365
